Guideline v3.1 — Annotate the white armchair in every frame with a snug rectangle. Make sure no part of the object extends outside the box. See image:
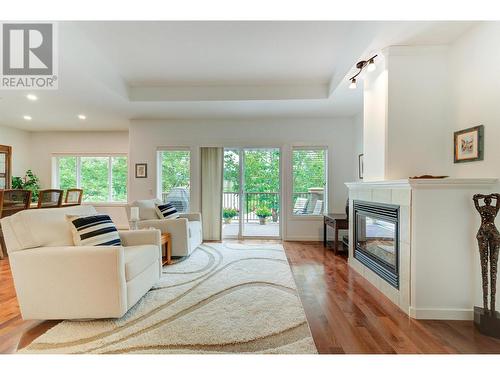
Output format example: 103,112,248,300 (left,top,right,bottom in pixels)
0,205,161,320
129,199,202,257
